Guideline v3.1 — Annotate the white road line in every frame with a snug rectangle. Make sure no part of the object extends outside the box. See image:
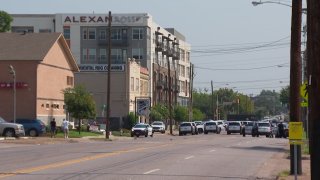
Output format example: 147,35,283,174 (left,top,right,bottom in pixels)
210,149,216,152
143,169,160,174
185,156,194,160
